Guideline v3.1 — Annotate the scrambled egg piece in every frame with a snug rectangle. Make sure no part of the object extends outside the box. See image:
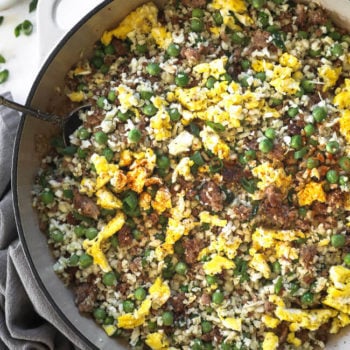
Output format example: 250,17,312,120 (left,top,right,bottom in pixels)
83,212,125,271
203,255,235,275
152,187,172,213
116,84,139,112
199,211,227,227
262,332,279,350
217,310,242,332
96,188,122,209
175,86,207,112
270,65,300,95
323,265,350,314
101,2,158,43
339,110,350,143
150,109,172,141
274,307,337,331
262,315,280,329
249,253,271,278
330,312,350,334
200,126,230,159
318,65,342,92
151,26,172,49
171,157,194,183
251,59,274,73
252,162,292,198
149,277,171,310
102,324,117,336
67,91,84,102
118,298,152,329
287,333,302,347
145,332,169,350
279,53,301,71
193,56,228,81
168,131,194,156
334,79,350,109
297,181,326,206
